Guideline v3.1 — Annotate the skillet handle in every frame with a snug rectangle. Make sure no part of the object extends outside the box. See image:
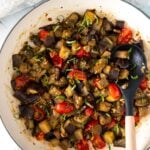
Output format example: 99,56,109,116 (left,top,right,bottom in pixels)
125,116,136,150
